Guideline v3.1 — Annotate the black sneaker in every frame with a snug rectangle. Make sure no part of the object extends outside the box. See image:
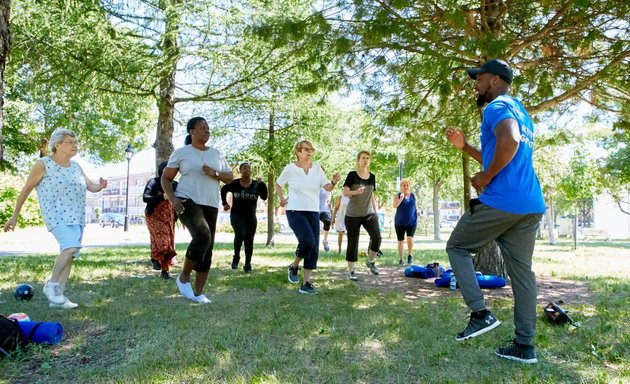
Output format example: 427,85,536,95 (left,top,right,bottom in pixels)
366,261,379,275
287,265,300,284
151,259,161,270
398,259,404,266
160,270,172,279
231,256,240,270
348,271,358,281
495,341,538,364
298,282,317,295
243,264,252,273
455,310,501,341
407,254,413,264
